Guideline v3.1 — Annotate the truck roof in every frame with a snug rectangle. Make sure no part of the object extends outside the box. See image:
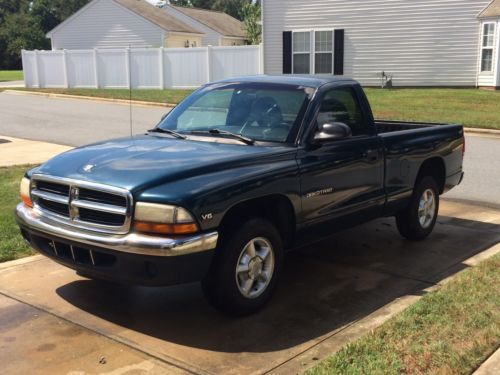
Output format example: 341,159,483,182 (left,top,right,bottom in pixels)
215,75,358,88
